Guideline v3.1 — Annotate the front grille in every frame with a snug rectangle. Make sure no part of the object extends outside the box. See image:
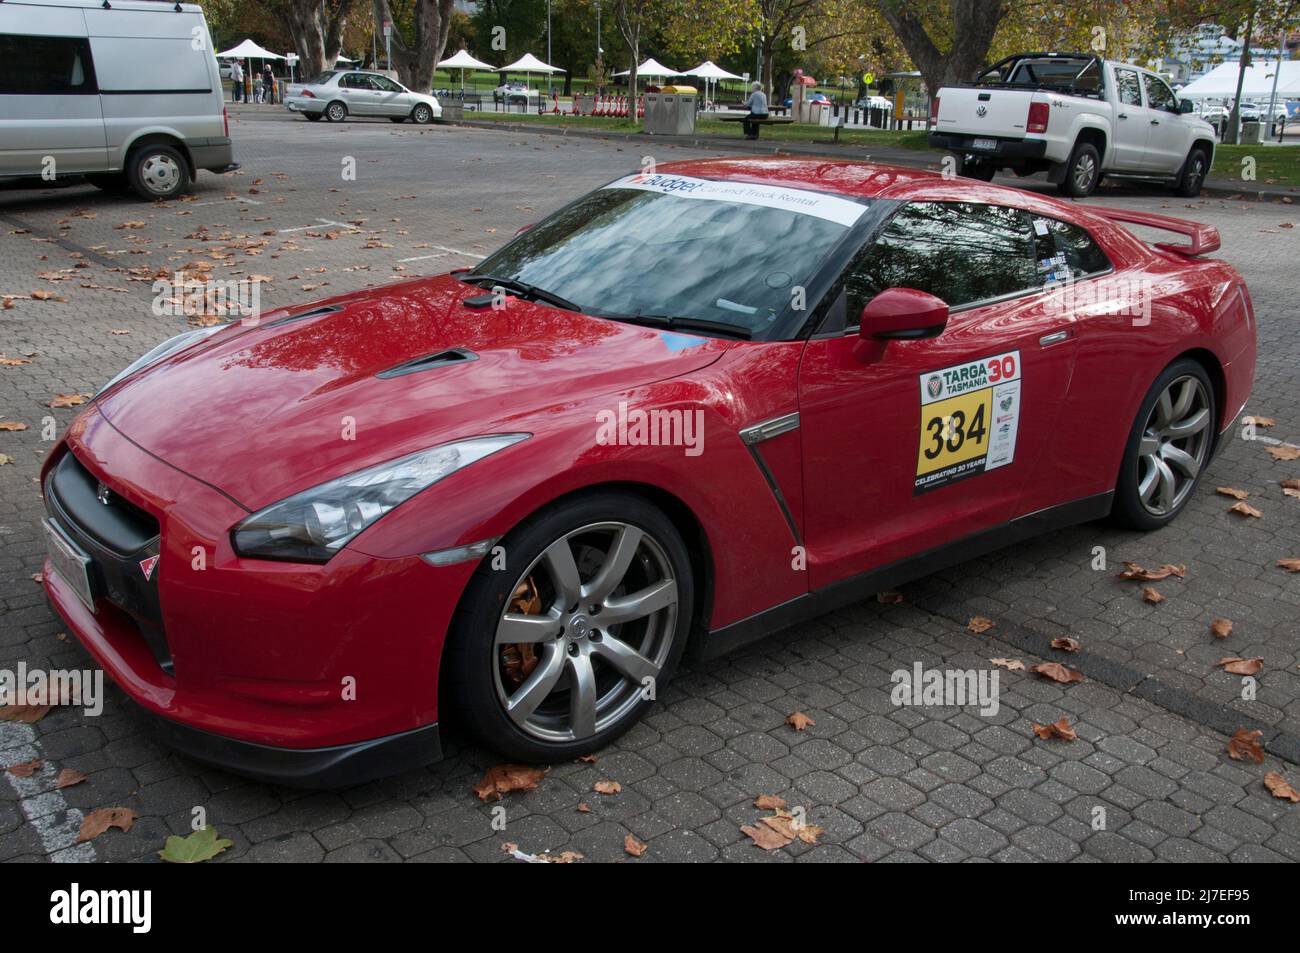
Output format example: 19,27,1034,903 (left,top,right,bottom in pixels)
45,450,173,673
